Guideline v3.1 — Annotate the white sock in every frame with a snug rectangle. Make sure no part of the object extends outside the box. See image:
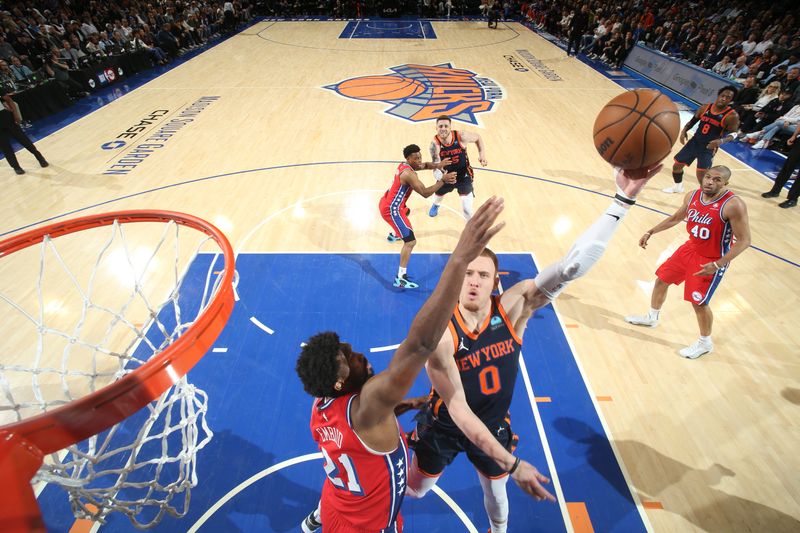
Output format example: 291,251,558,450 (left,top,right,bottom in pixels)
477,471,509,533
432,194,444,206
700,335,712,345
398,266,407,278
461,194,474,220
649,307,660,320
